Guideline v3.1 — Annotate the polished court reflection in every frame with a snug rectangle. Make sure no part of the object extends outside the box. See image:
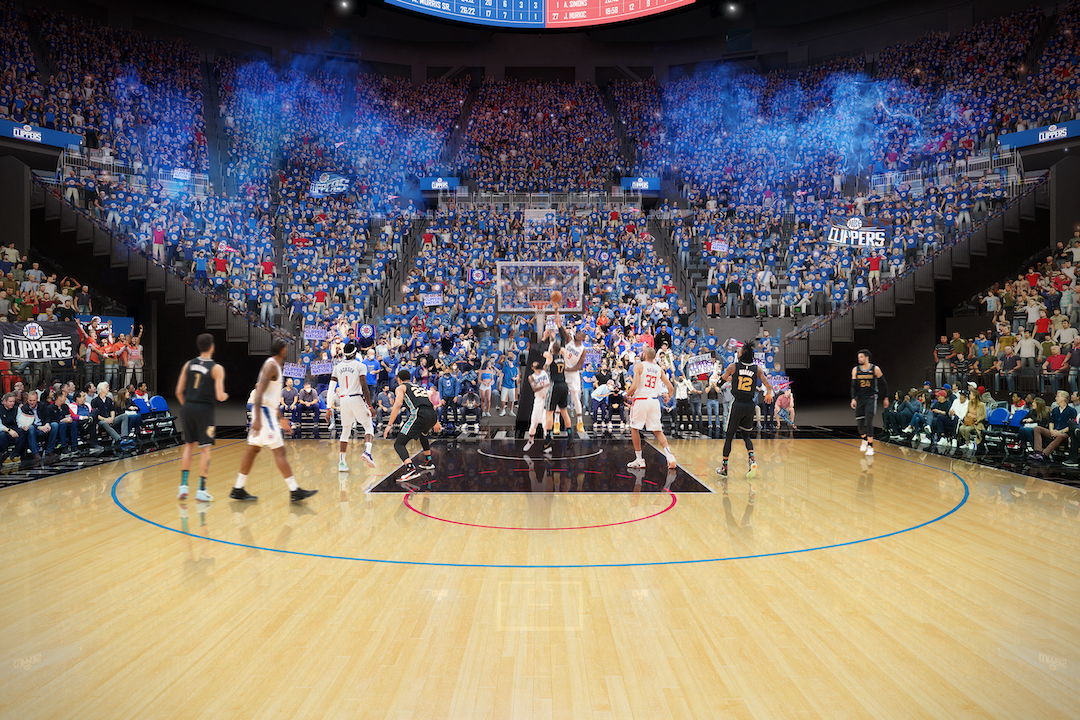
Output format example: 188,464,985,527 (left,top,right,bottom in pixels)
1,438,1078,719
